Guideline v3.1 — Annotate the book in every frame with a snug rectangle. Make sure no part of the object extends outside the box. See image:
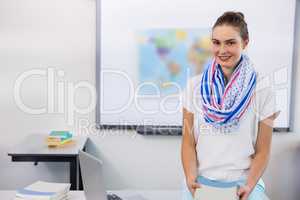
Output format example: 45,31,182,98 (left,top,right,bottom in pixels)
49,131,72,140
15,181,70,200
47,131,73,147
194,185,239,200
47,137,72,147
15,194,67,200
